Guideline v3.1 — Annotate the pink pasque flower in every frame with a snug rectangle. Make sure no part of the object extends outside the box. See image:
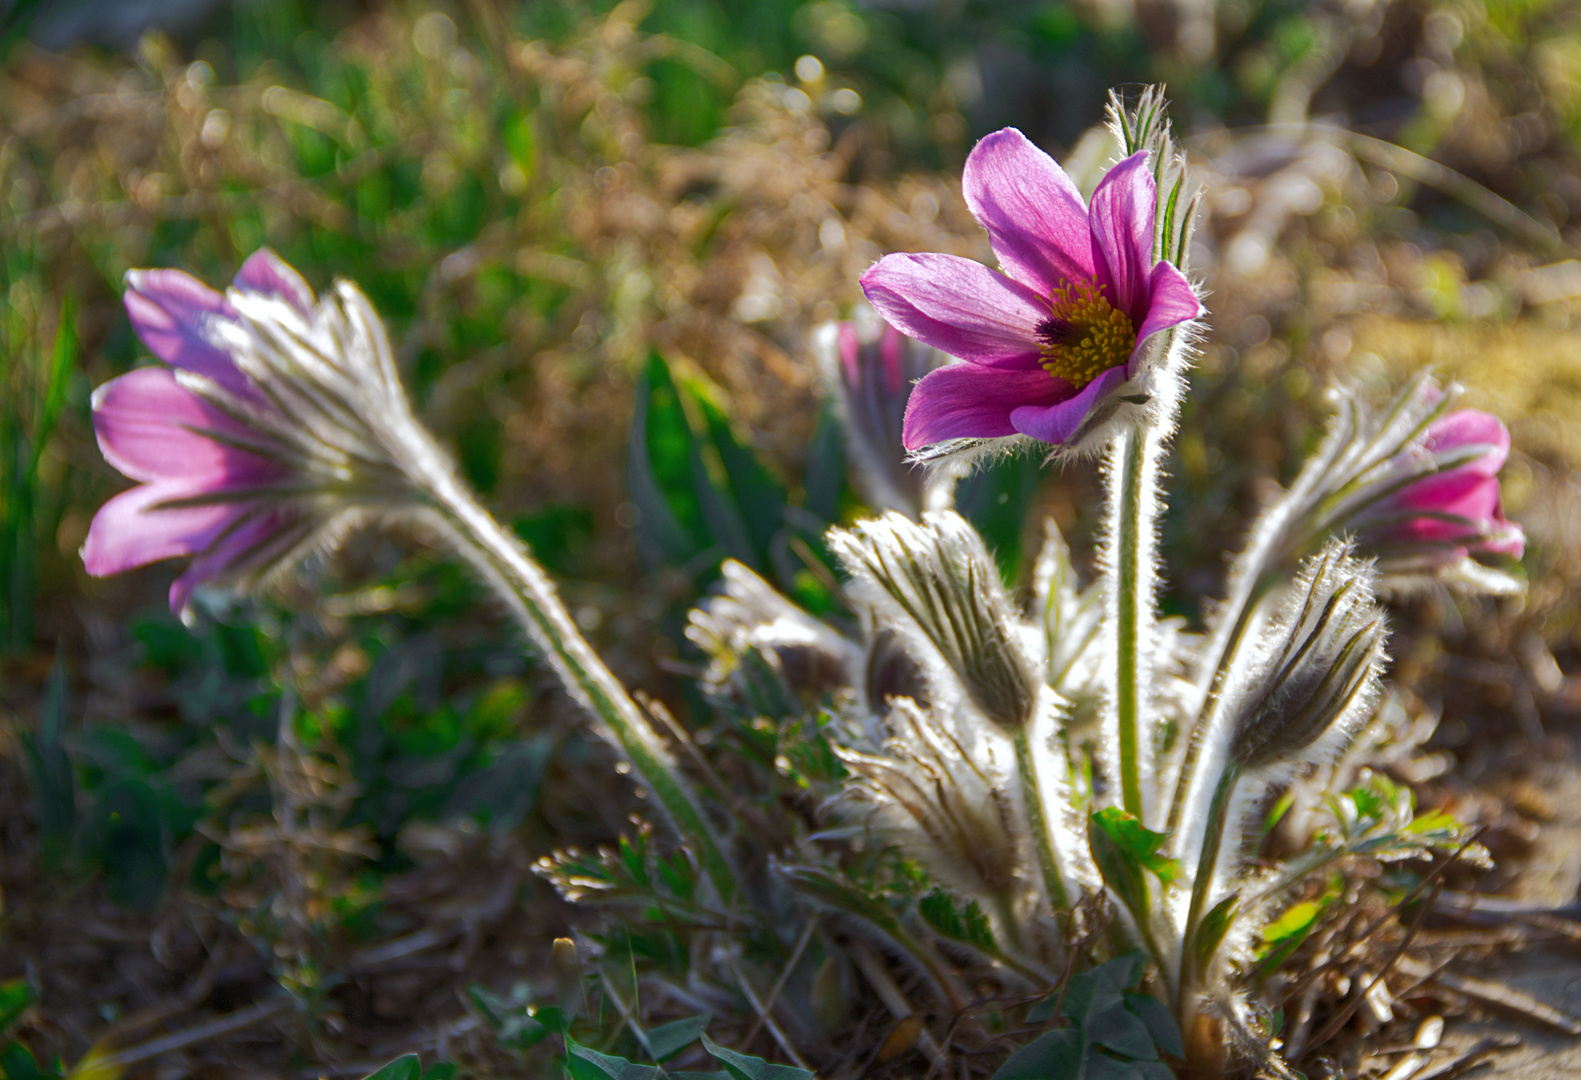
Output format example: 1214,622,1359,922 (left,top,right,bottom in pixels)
84,249,417,616
1355,409,1524,563
859,128,1202,450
